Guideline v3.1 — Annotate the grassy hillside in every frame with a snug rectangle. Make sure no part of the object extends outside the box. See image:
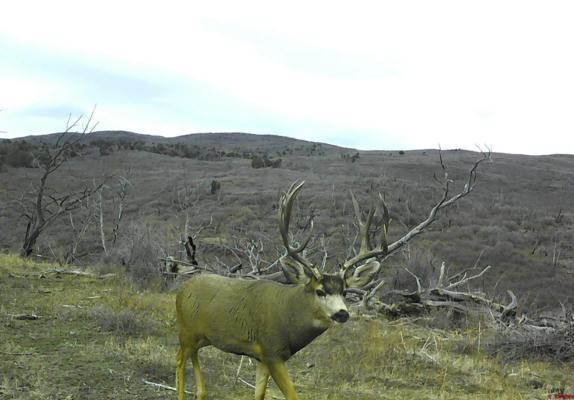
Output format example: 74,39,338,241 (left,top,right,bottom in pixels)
1,254,572,399
1,131,573,312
